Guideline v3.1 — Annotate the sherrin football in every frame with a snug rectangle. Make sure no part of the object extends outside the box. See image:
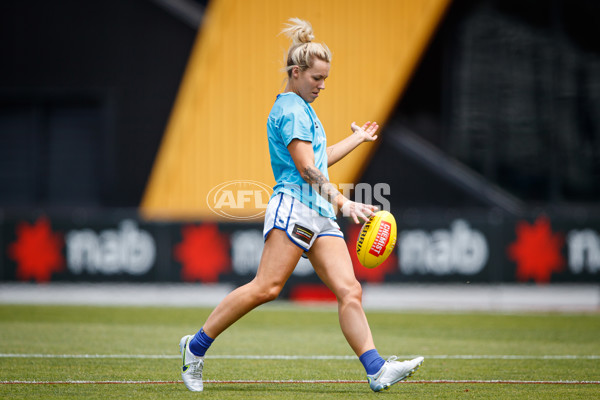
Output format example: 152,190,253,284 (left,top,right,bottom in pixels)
356,211,397,269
